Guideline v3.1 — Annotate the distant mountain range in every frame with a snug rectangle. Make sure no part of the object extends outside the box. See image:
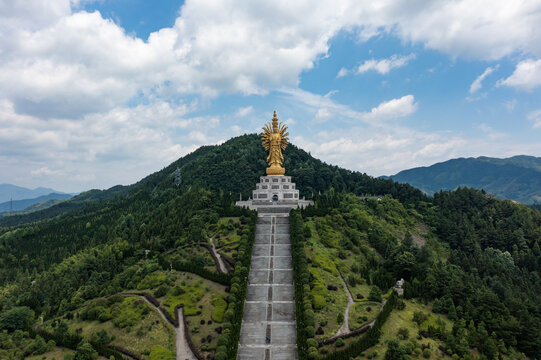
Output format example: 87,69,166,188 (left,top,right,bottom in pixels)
0,193,73,213
0,184,74,215
388,155,541,204
0,183,67,203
